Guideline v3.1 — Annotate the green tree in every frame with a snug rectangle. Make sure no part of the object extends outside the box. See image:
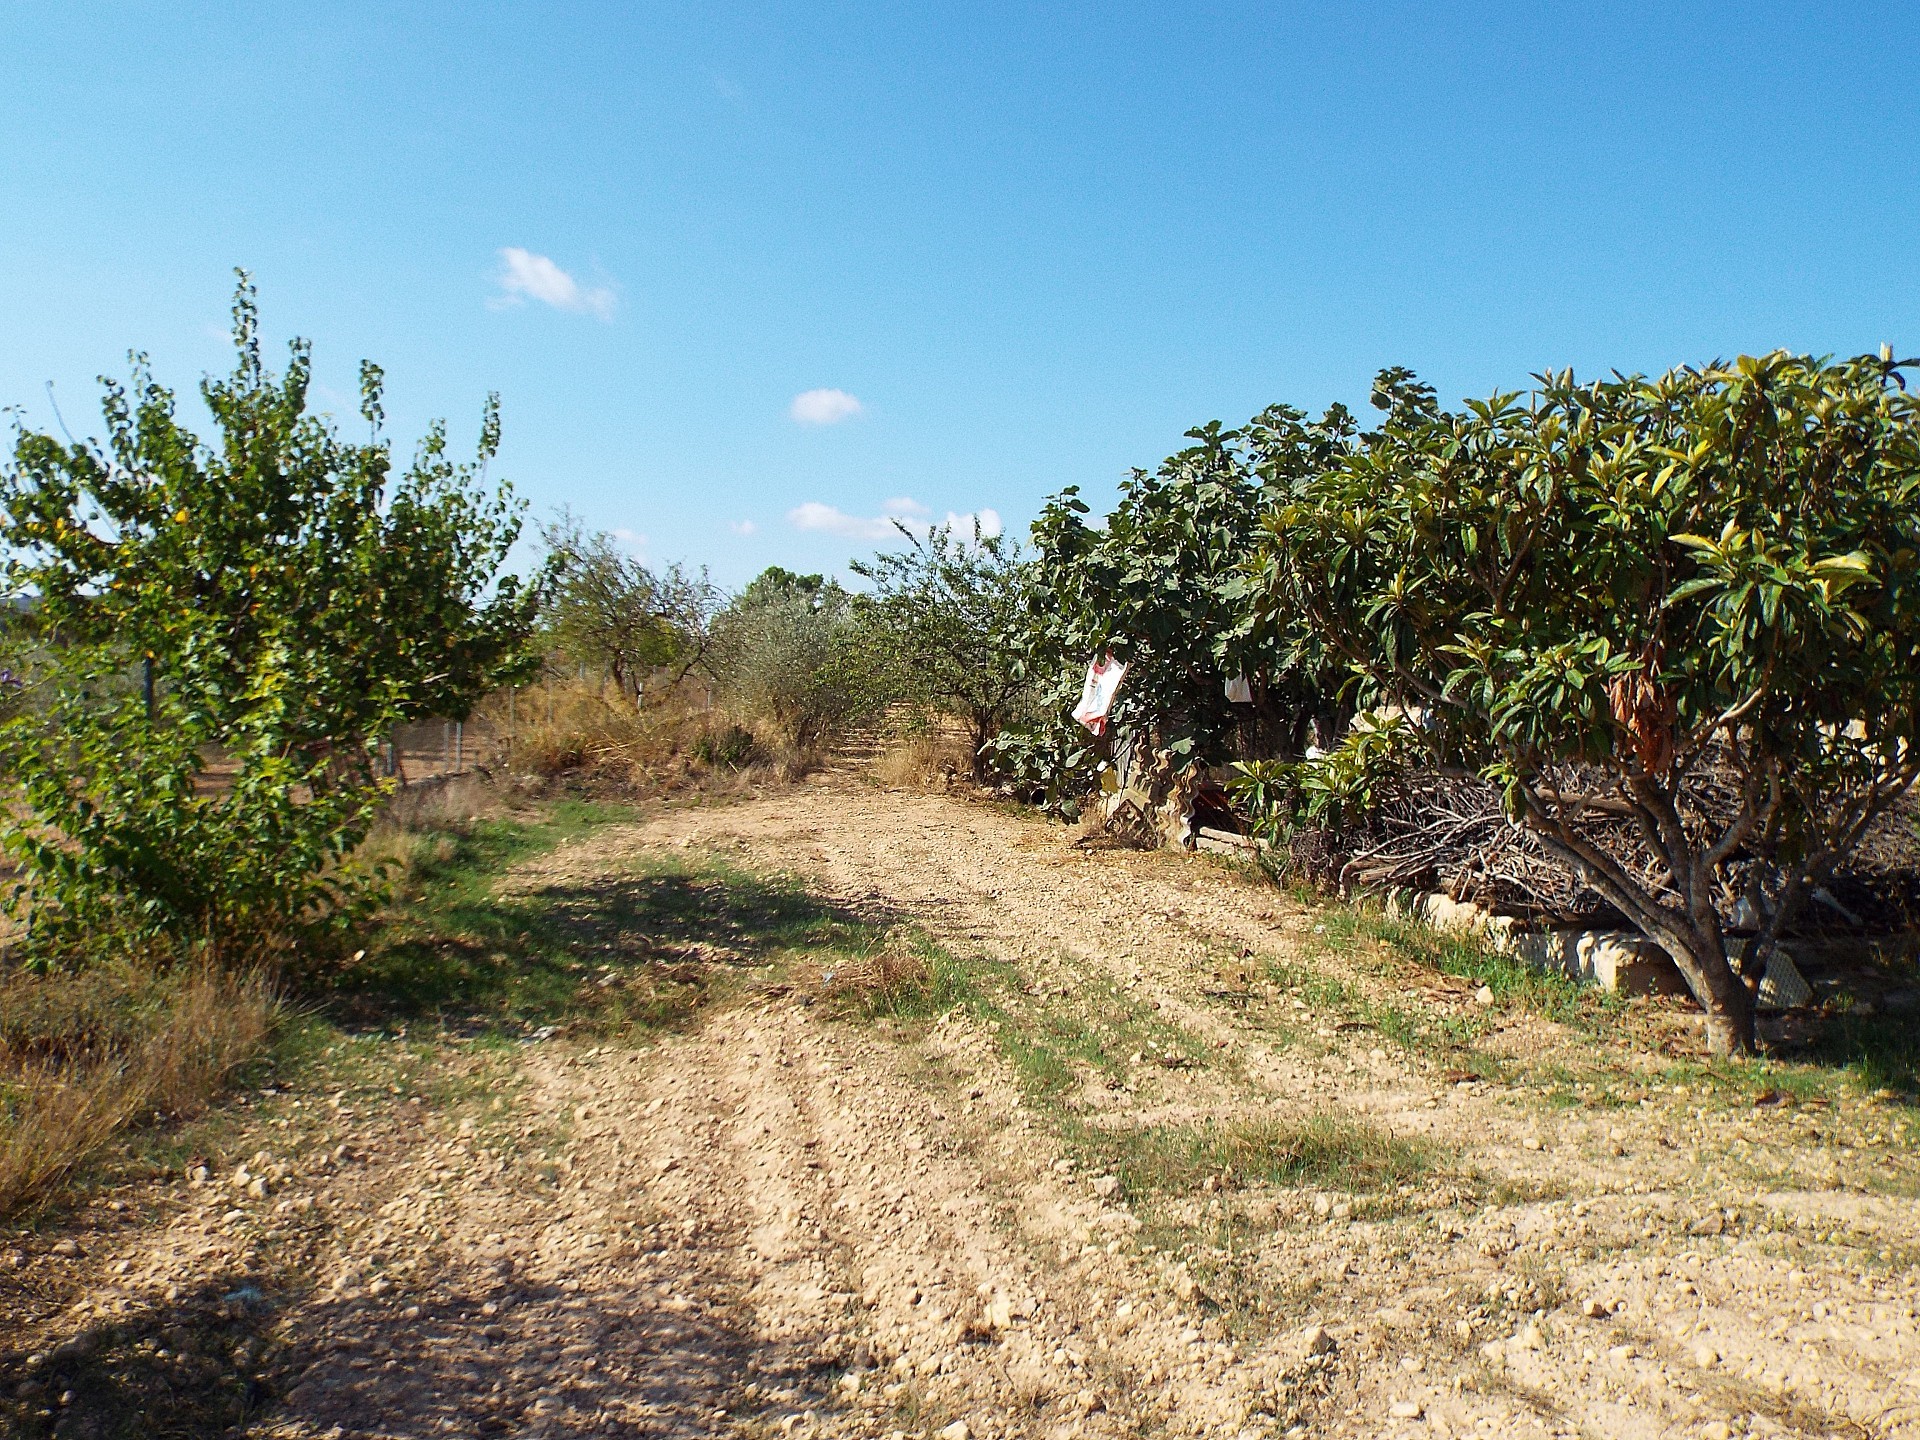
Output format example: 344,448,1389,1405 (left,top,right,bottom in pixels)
539,512,716,700
1257,353,1920,1055
706,568,883,753
852,521,1032,777
1000,404,1356,795
0,274,537,963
